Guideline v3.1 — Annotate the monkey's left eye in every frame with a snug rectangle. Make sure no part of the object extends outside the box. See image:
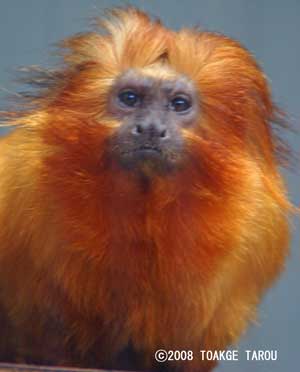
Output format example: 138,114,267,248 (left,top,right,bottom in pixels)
170,96,191,113
118,90,140,107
